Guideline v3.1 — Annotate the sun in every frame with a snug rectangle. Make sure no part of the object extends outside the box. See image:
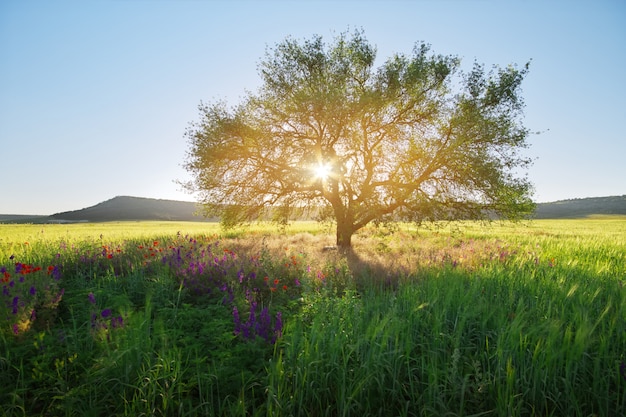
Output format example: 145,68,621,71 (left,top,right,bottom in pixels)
312,163,332,180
